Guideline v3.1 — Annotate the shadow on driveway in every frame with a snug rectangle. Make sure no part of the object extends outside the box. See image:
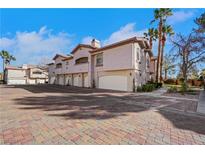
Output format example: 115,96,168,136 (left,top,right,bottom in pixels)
5,84,127,94
158,109,205,135
8,85,205,135
14,94,147,120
